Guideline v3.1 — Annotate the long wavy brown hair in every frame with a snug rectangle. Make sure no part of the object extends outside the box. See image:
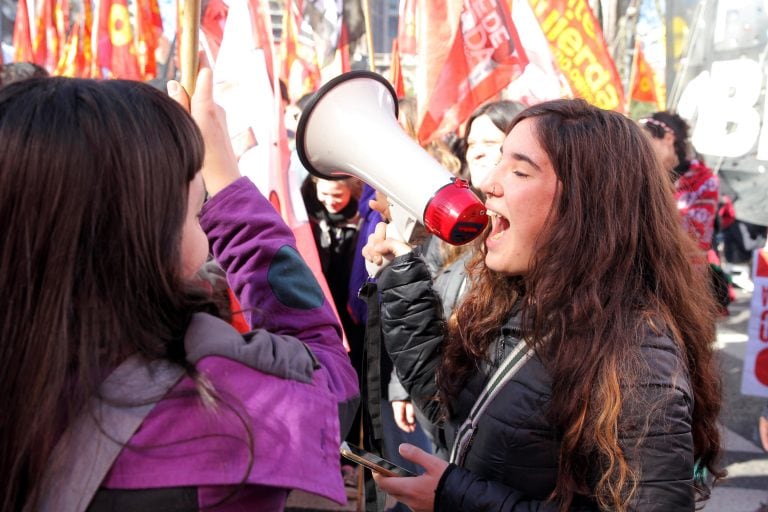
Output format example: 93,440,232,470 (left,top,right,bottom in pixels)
439,99,723,510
